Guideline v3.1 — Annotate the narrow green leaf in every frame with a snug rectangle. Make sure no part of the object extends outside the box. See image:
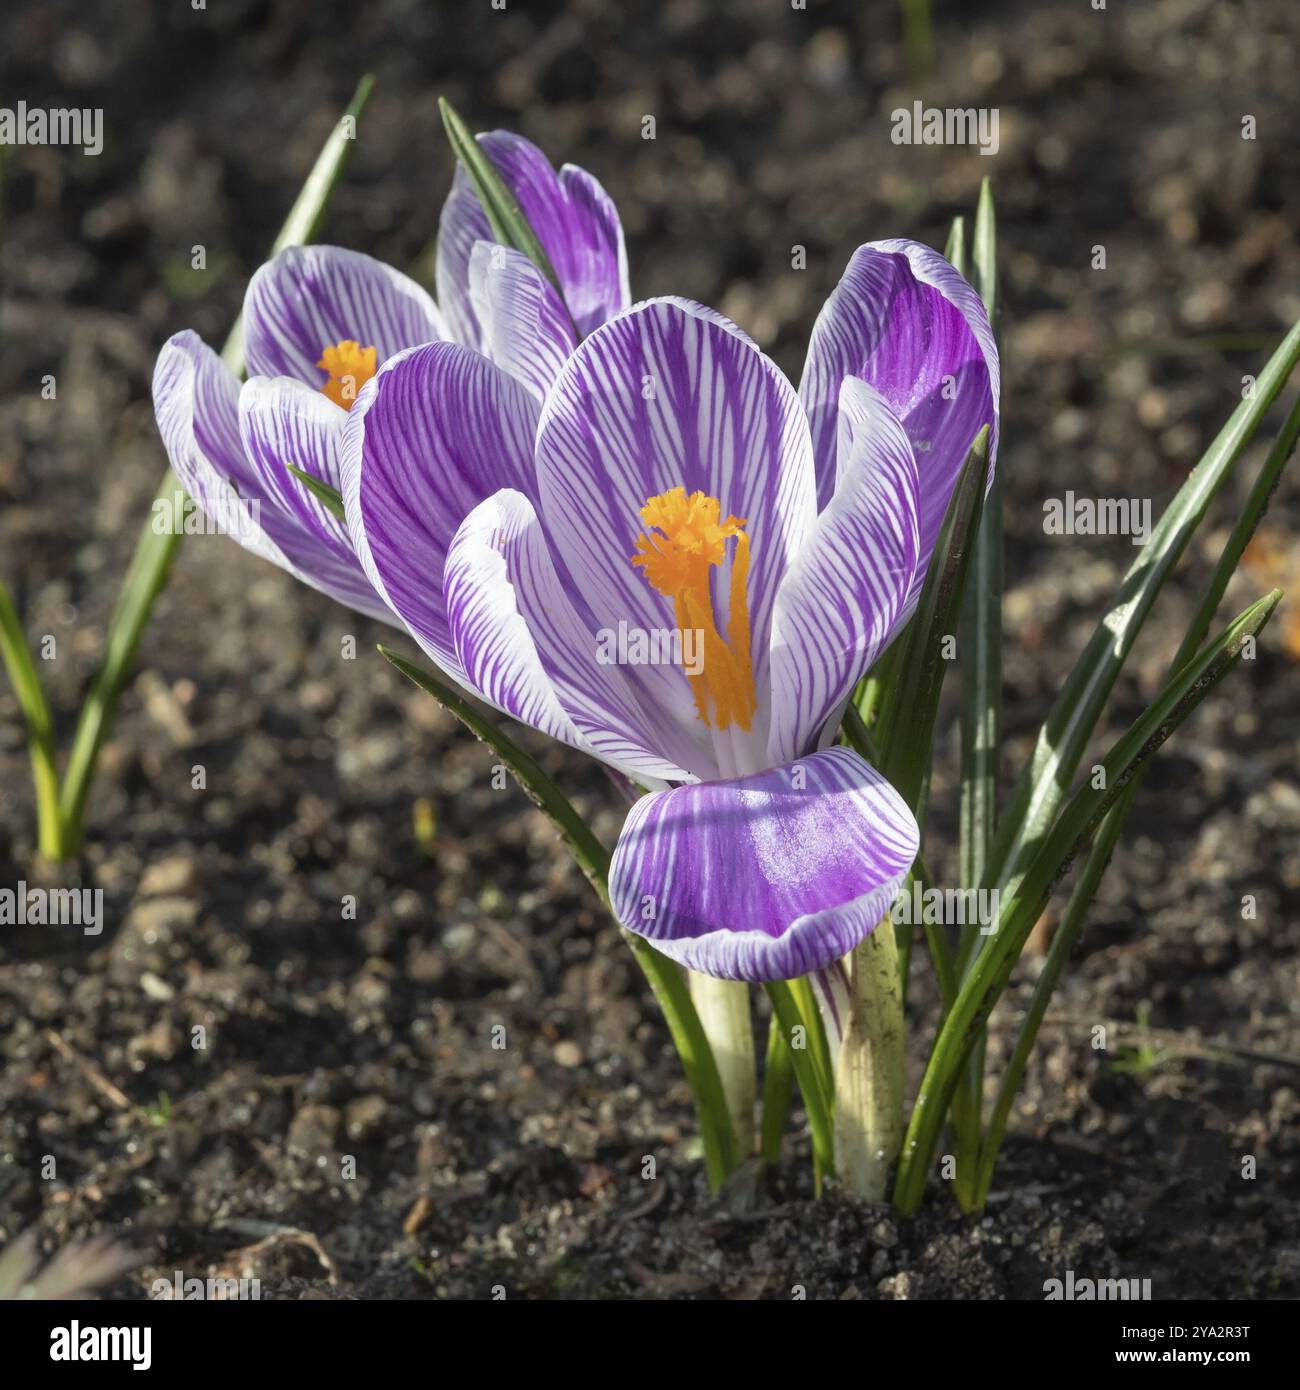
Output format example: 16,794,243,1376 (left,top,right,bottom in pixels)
439,97,565,300
972,392,1300,1205
764,980,835,1180
222,75,375,374
944,215,967,276
0,582,63,857
894,588,1282,1213
788,974,835,1107
901,0,934,77
56,78,374,854
972,177,999,334
877,426,990,811
379,644,740,1188
951,177,1002,1194
979,315,1300,909
286,466,346,521
852,631,905,729
760,1014,795,1166
958,180,1003,890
